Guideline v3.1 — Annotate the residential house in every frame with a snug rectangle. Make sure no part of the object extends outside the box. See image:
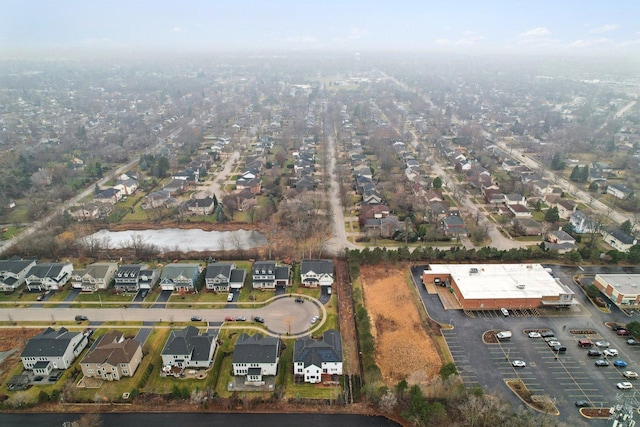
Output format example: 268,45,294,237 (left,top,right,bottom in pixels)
80,331,142,381
441,215,468,237
252,261,290,290
24,262,73,292
293,330,343,384
512,218,543,236
484,189,506,206
235,189,257,211
607,183,633,200
545,230,577,254
114,175,138,196
138,268,159,290
362,189,383,206
232,334,280,383
160,264,200,292
601,228,638,253
71,262,118,292
505,193,526,206
501,159,519,171
114,265,143,292
21,327,88,372
0,258,37,292
424,190,444,203
145,190,175,209
556,199,577,219
161,326,217,369
185,196,215,216
163,179,188,195
204,262,235,292
95,187,122,204
570,210,597,234
507,204,532,218
300,260,334,288
531,179,553,196
69,203,109,221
